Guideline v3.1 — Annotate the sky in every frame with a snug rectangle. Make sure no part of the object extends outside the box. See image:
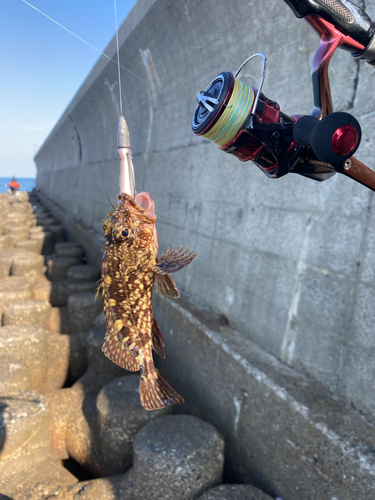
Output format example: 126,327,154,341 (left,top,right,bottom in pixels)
0,0,137,179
